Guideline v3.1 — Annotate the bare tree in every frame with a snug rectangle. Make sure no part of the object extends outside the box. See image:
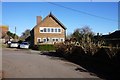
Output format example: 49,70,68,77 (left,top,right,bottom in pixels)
72,26,94,43
20,29,30,41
